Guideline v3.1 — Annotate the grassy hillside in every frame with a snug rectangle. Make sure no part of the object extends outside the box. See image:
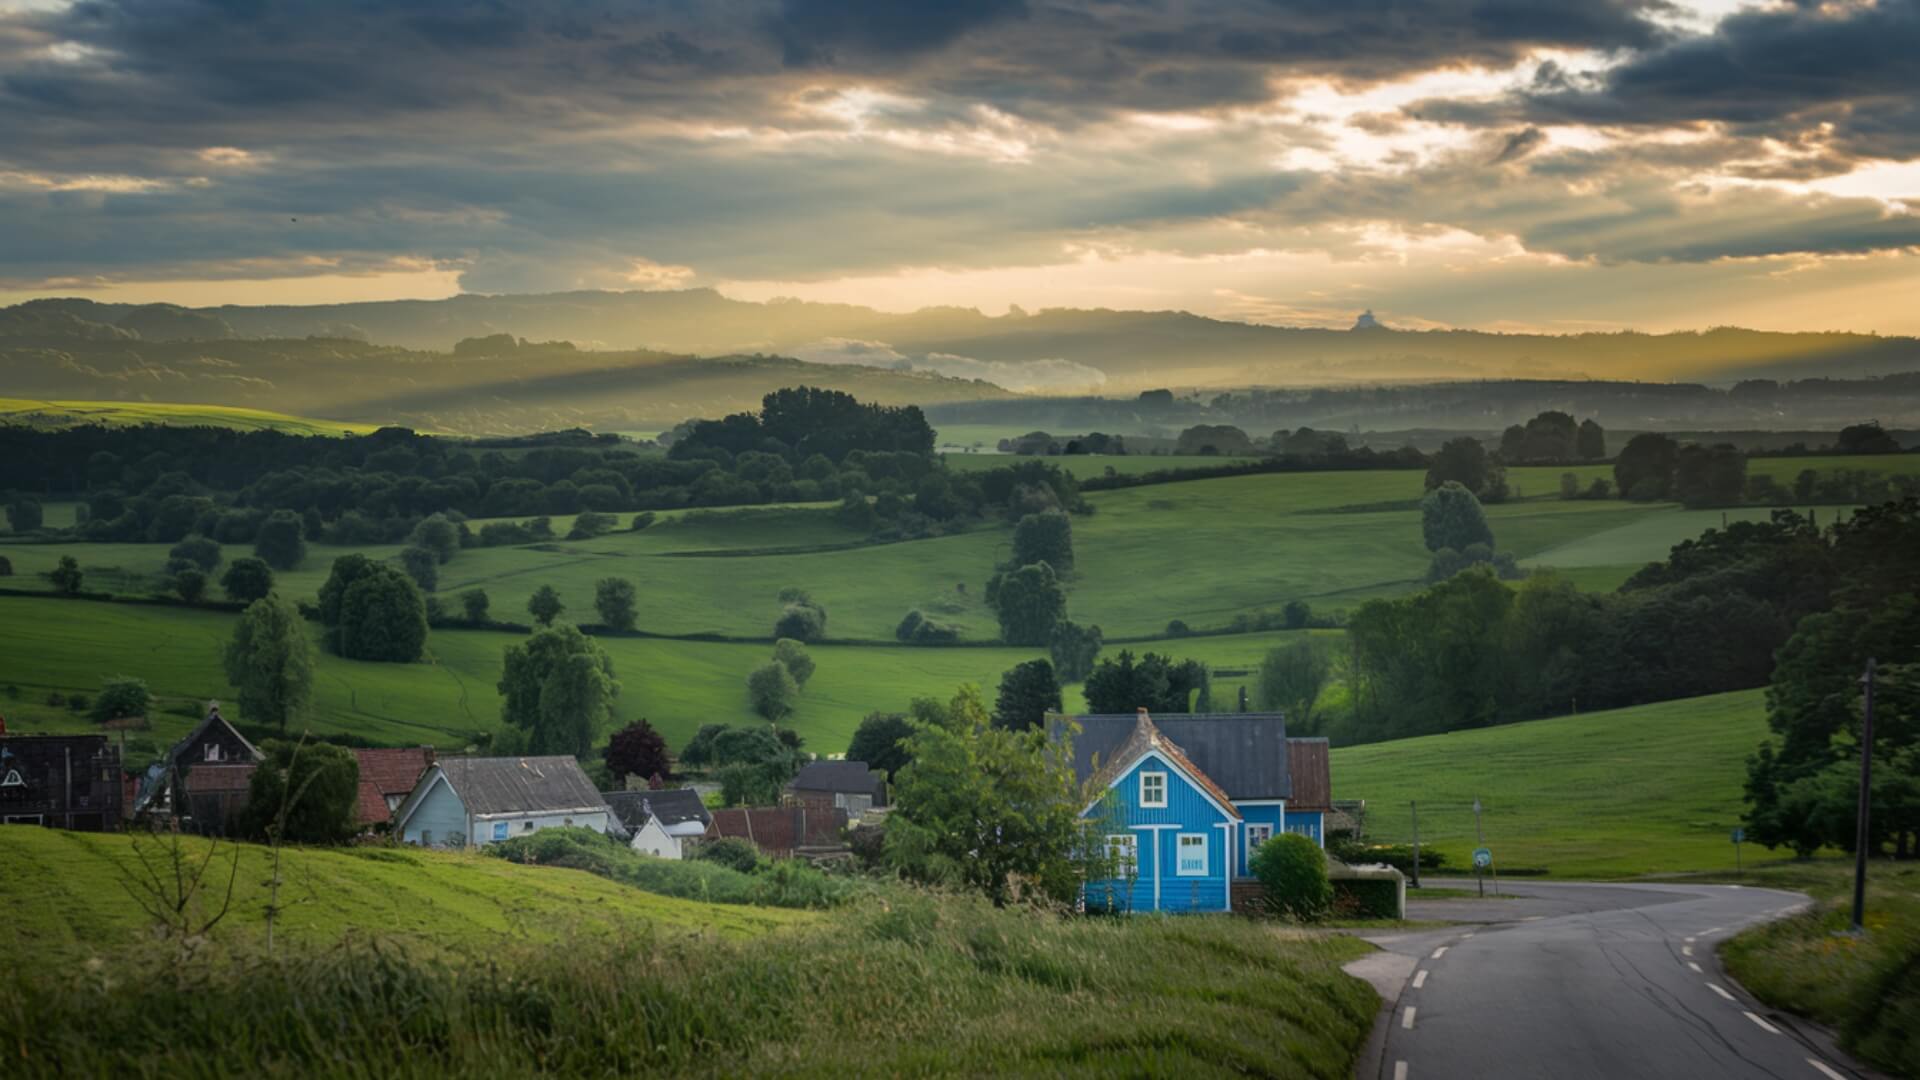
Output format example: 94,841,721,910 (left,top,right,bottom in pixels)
0,827,809,957
1331,690,1773,879
0,398,381,435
